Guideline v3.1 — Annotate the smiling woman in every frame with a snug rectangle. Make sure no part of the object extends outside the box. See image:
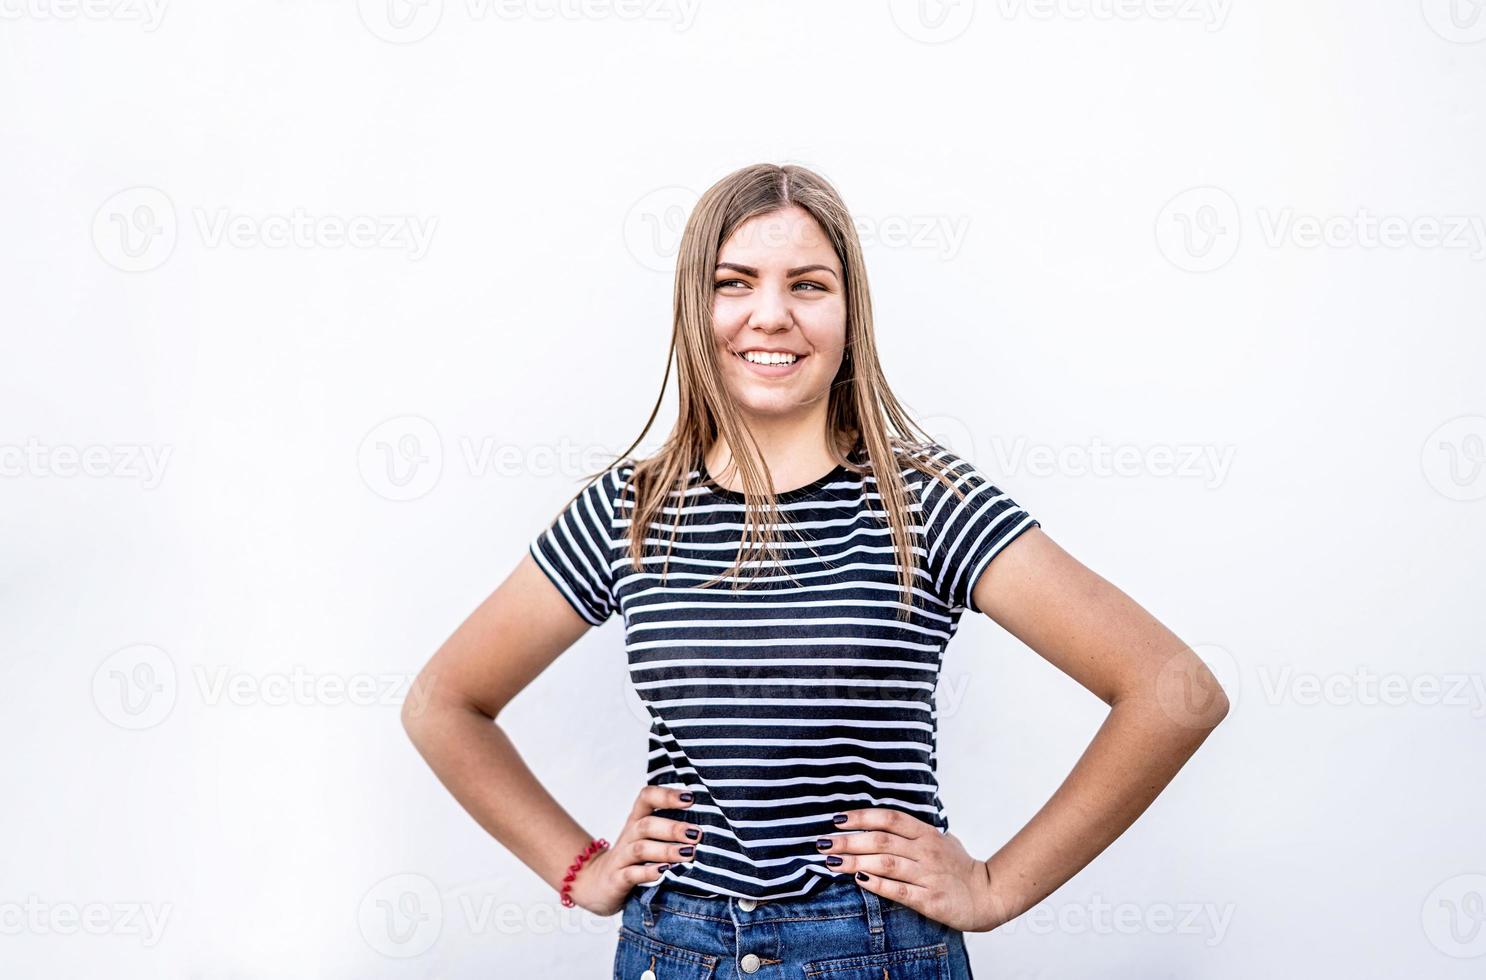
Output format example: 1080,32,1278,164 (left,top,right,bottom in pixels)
401,162,1228,980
